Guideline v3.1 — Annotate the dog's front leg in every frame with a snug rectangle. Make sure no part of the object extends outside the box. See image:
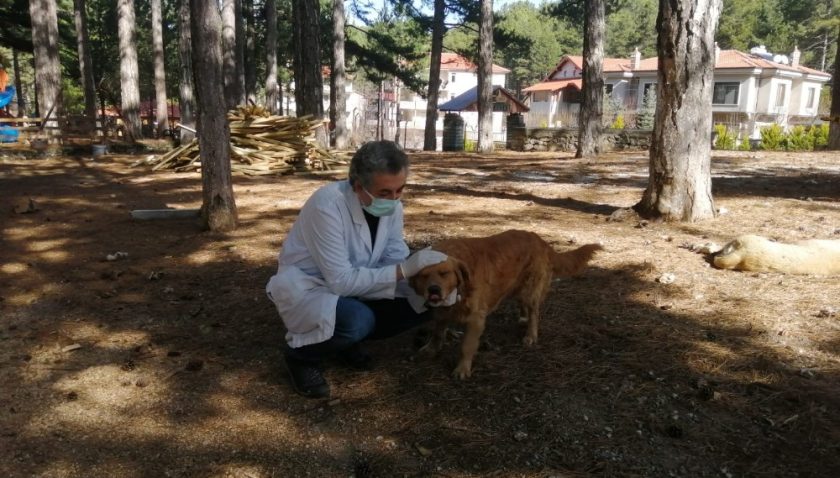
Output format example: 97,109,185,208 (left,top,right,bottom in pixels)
419,318,447,356
452,315,486,380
